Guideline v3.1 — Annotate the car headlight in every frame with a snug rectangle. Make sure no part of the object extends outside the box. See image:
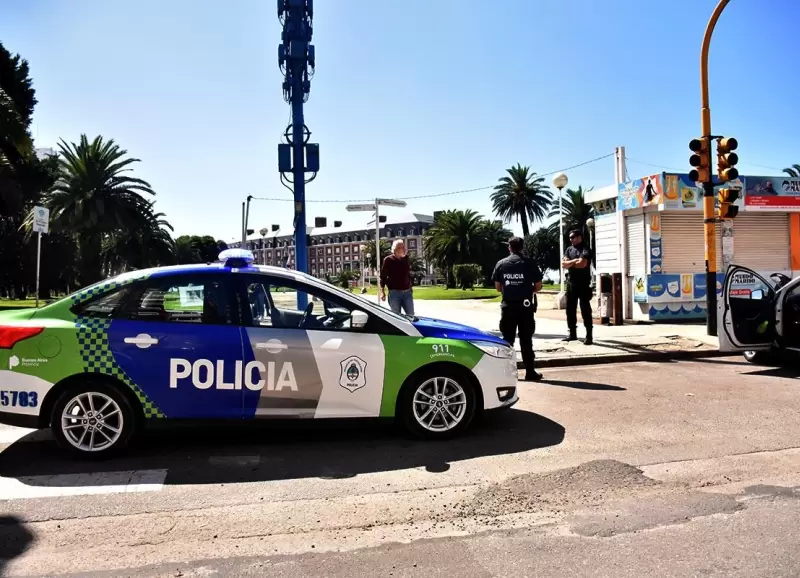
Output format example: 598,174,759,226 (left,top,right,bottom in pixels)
471,341,514,359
